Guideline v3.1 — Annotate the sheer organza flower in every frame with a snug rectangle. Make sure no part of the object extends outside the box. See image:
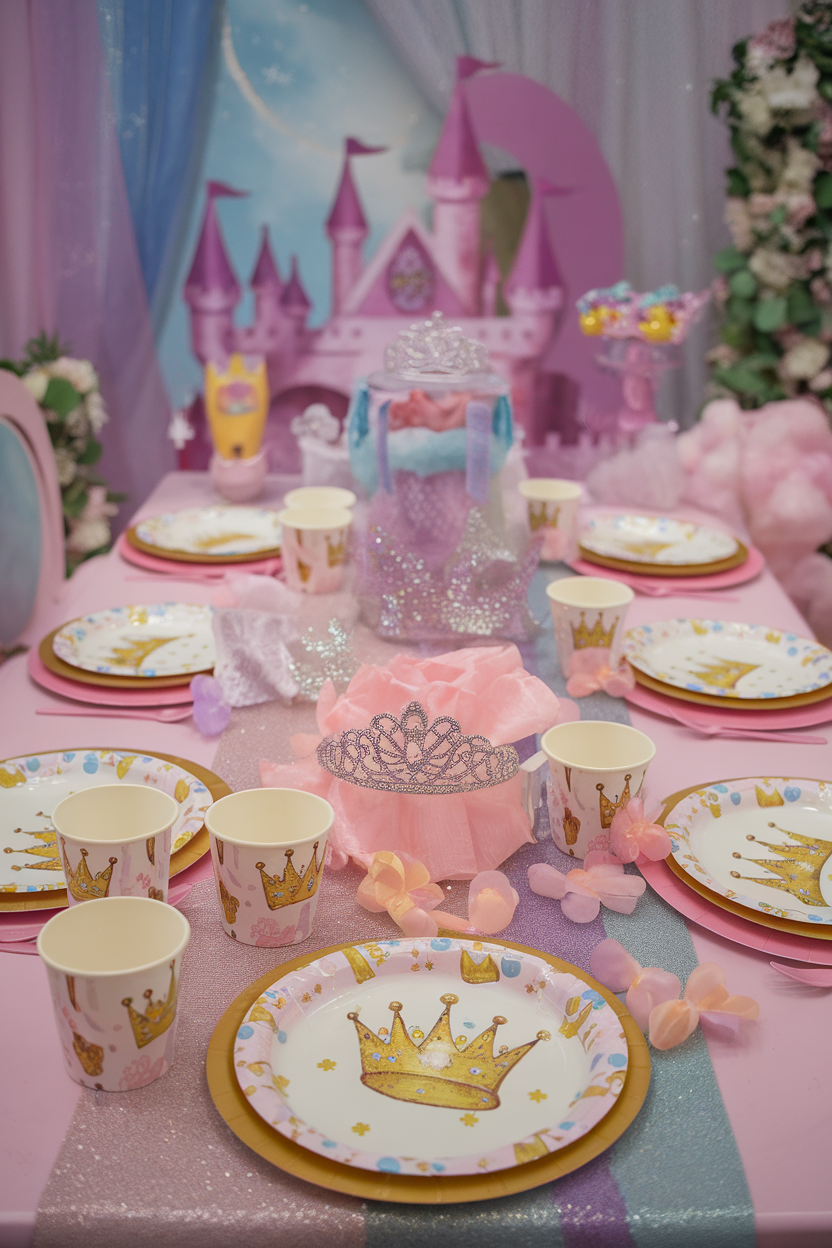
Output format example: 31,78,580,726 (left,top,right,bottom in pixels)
565,648,635,699
590,937,759,1050
609,797,672,863
527,852,646,923
356,851,519,937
